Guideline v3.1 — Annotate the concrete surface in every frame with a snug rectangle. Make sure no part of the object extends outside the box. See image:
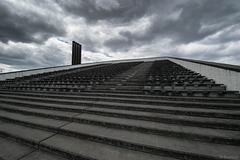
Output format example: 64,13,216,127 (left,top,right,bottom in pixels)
20,150,67,160
60,122,240,159
0,137,36,160
0,59,240,160
40,134,176,160
169,58,240,92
